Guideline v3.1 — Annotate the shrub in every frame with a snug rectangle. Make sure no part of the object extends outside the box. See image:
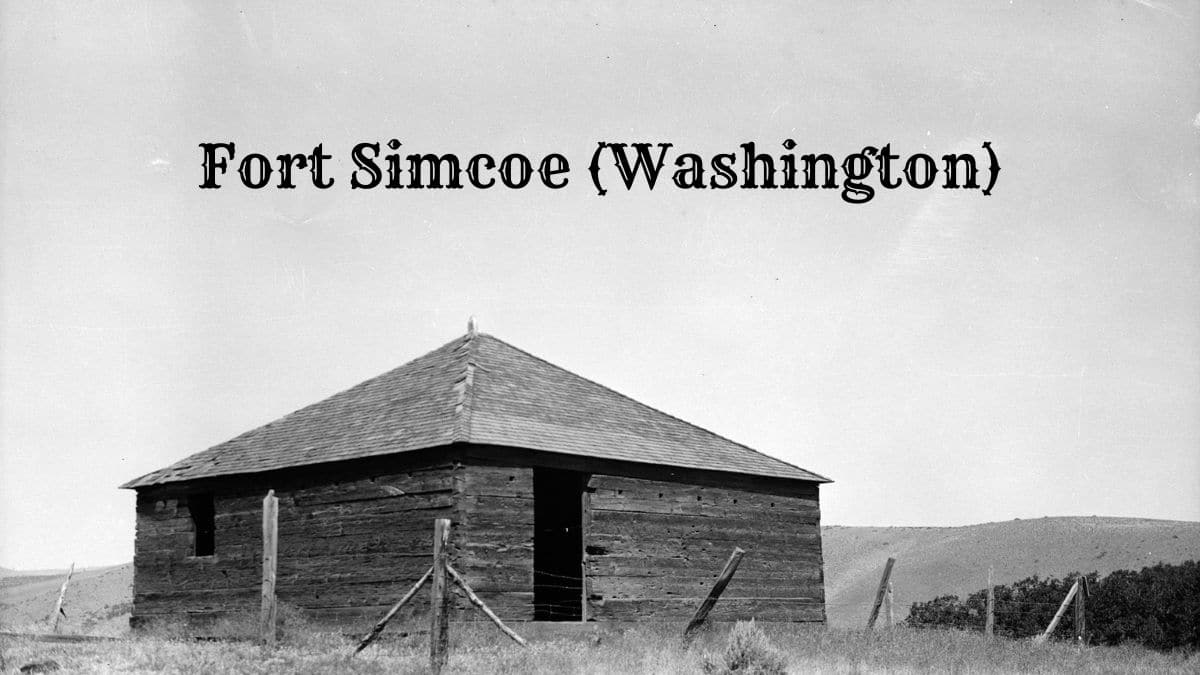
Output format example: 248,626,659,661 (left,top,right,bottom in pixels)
905,561,1200,651
701,620,788,675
